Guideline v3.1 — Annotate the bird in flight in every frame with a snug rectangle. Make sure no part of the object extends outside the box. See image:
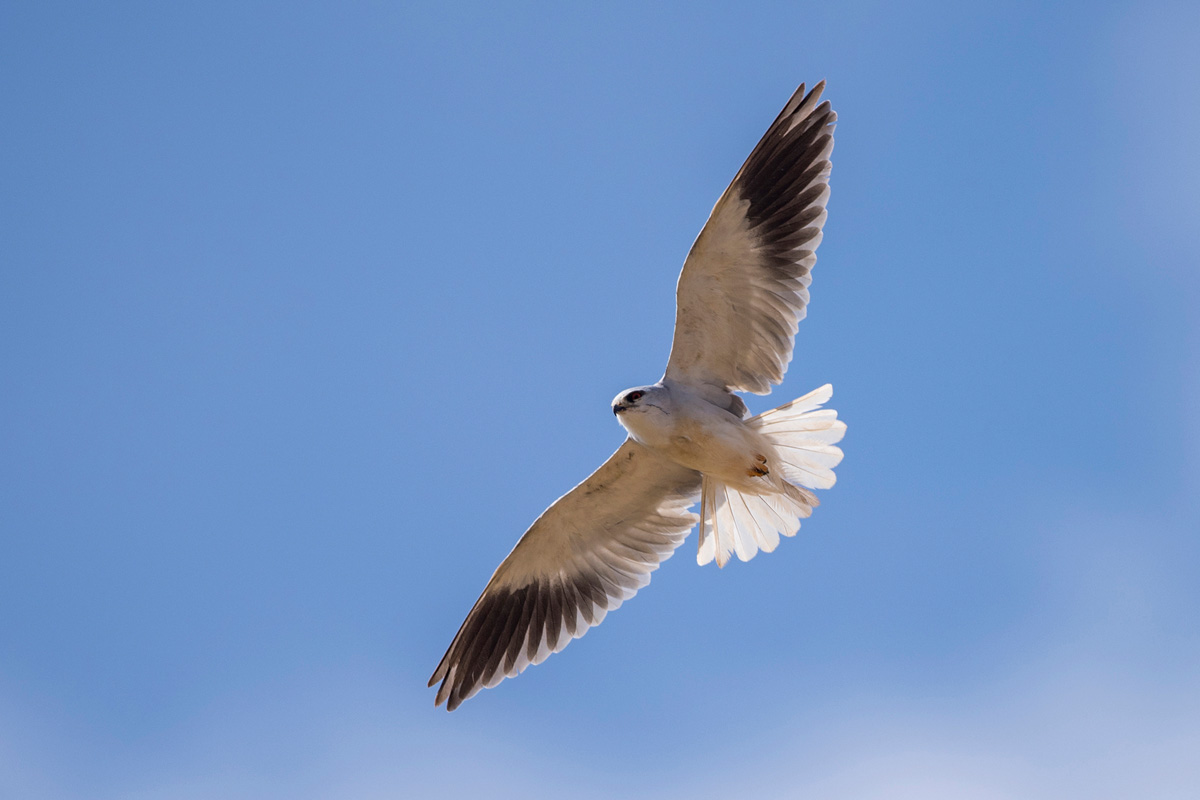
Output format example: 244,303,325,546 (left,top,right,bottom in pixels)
429,81,846,710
